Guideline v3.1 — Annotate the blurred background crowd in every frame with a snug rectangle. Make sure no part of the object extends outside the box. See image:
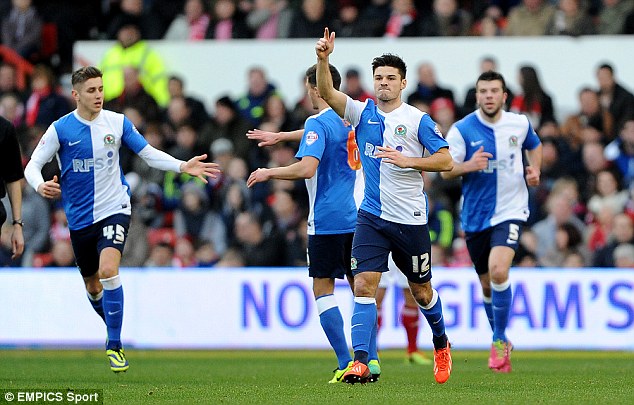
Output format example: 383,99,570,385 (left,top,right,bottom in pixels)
0,0,633,269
